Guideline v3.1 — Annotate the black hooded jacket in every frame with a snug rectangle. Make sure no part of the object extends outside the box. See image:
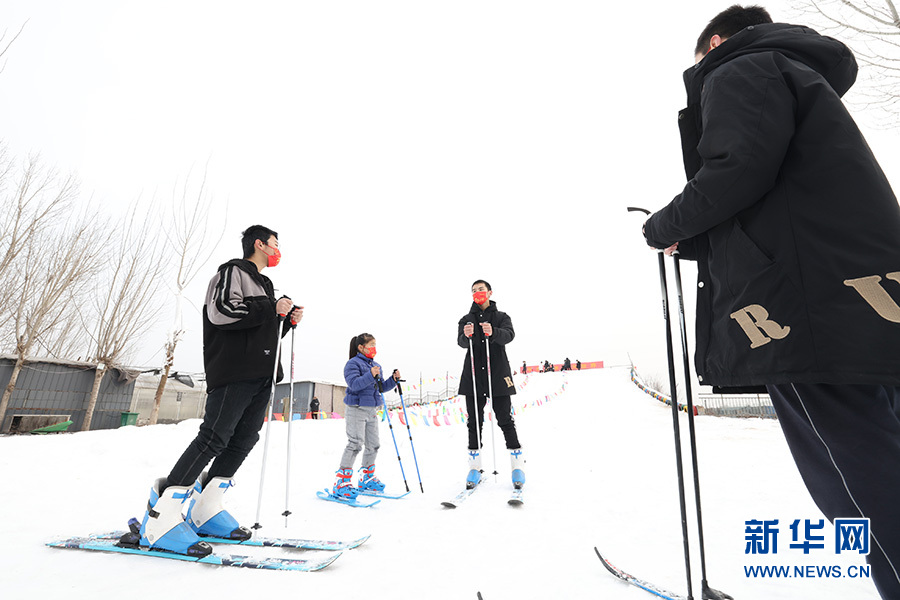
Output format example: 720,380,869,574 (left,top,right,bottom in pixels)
457,302,517,397
202,259,290,389
644,23,900,388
